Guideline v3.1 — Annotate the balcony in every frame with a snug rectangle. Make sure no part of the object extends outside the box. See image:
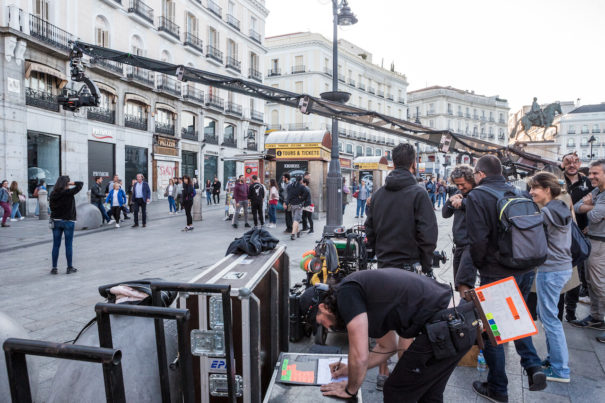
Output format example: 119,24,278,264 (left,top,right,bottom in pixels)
581,129,589,134
377,90,384,98
358,83,366,91
206,45,223,64
338,73,345,83
250,110,263,122
128,0,154,25
488,134,495,139
156,74,181,97
447,110,453,115
457,111,463,117
157,16,180,41
29,14,73,52
204,133,218,144
181,127,199,141
182,85,204,105
126,66,154,87
155,122,175,136
480,116,486,121
473,114,479,119
249,29,261,44
291,65,305,74
207,0,222,18
498,134,505,140
226,56,241,72
593,128,601,133
267,68,281,76
184,32,203,54
267,124,282,131
124,114,148,131
489,117,495,122
368,87,376,94
101,0,122,7
568,130,576,134
205,94,224,110
248,68,262,82
387,94,394,101
225,101,242,116
87,107,116,124
348,79,356,87
222,137,237,148
466,113,471,118
91,58,124,76
288,123,309,131
323,67,333,77
499,118,506,124
226,14,240,30
246,141,258,151
398,97,405,104
25,88,59,112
